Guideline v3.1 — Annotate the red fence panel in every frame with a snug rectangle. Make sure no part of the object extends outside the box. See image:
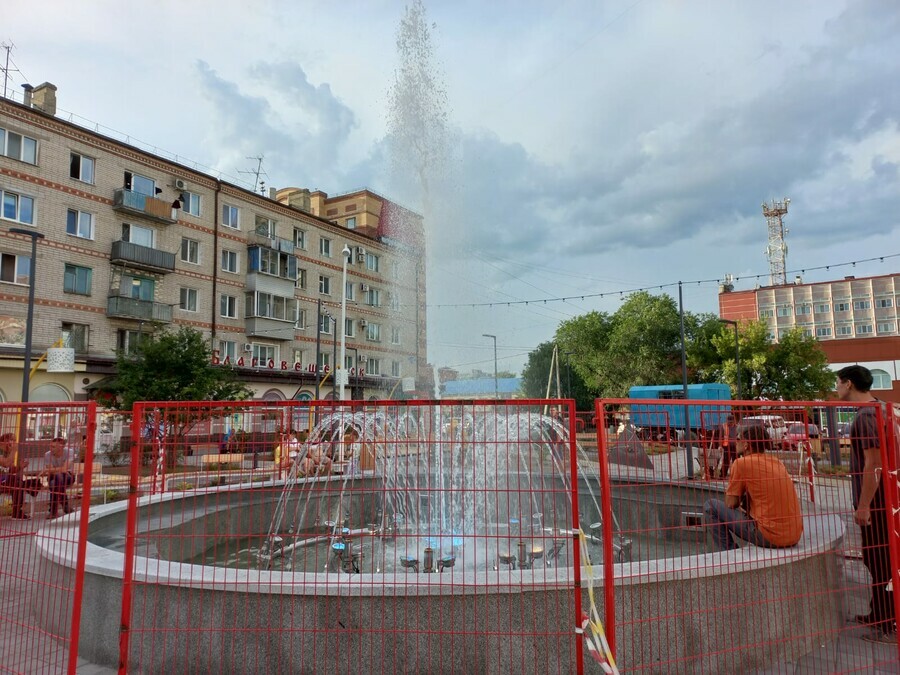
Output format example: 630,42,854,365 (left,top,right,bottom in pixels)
595,397,899,673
